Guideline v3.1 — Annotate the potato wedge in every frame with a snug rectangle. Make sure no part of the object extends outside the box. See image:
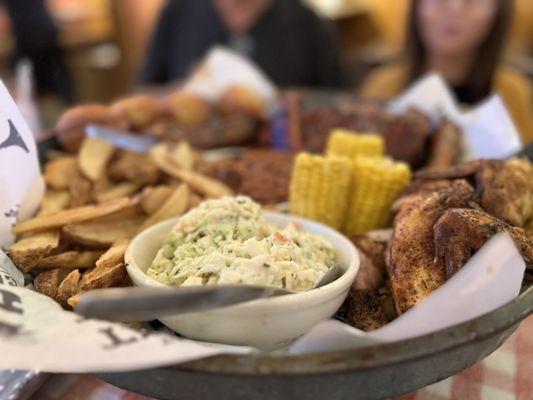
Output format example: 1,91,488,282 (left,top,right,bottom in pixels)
80,238,129,287
67,292,82,309
12,197,133,234
69,175,92,207
34,268,69,299
151,147,232,198
139,185,174,214
95,238,130,270
172,141,195,170
44,156,79,190
80,263,126,291
46,149,71,160
38,191,71,216
100,205,145,221
9,230,61,271
91,173,113,199
140,184,189,229
35,250,103,269
57,269,81,307
78,137,115,181
108,151,160,186
96,182,139,203
79,267,95,286
63,214,144,247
